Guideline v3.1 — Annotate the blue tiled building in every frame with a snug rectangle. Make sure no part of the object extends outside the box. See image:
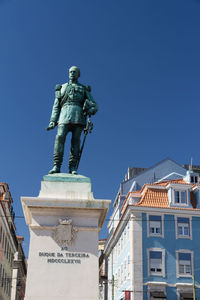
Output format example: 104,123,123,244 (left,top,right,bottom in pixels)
104,159,200,300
